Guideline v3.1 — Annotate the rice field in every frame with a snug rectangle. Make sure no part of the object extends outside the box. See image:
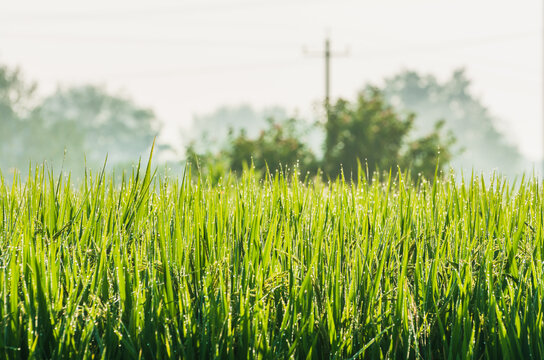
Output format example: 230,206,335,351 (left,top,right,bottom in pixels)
1,157,544,358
